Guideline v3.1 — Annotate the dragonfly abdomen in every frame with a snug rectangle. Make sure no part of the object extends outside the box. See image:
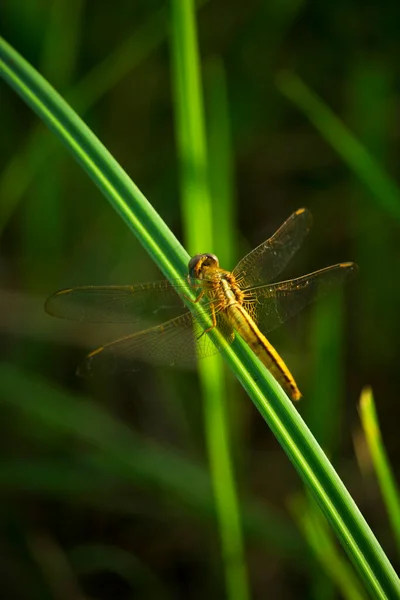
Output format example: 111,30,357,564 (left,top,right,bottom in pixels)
227,303,302,401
